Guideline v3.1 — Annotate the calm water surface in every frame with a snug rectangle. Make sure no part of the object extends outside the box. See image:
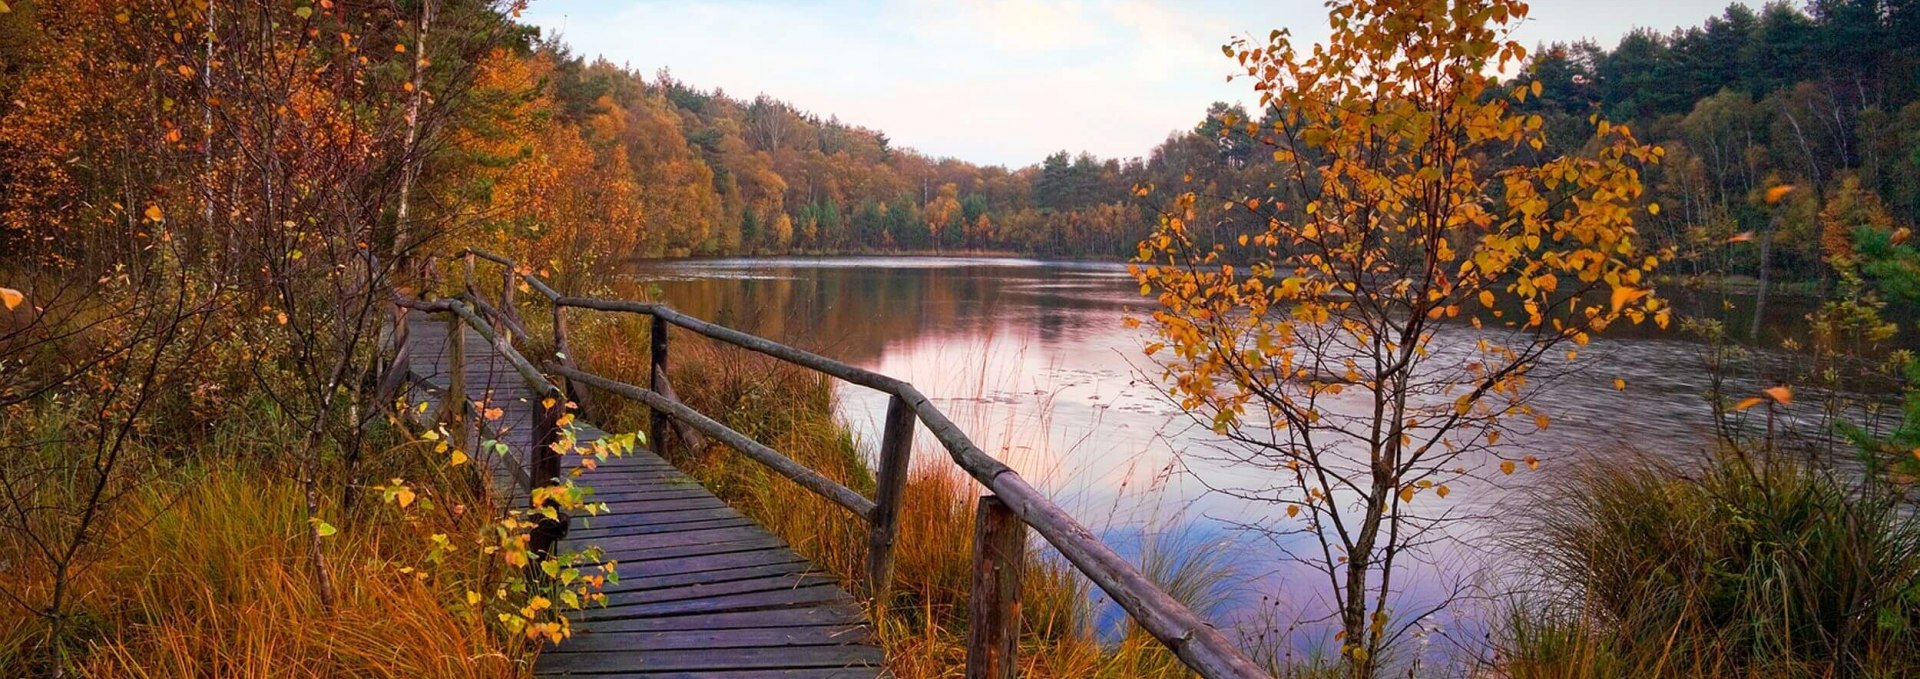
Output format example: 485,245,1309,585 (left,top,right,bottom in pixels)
622,256,1909,660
